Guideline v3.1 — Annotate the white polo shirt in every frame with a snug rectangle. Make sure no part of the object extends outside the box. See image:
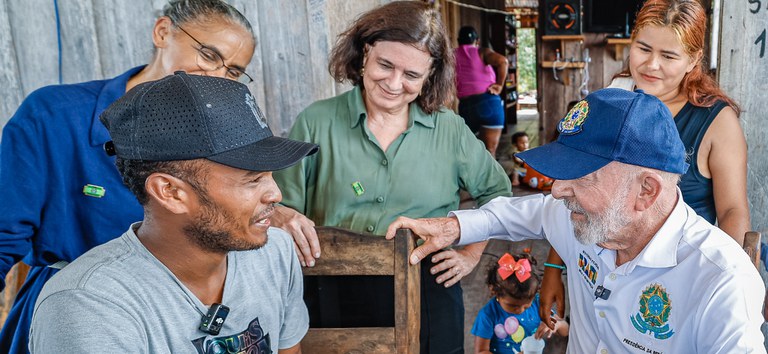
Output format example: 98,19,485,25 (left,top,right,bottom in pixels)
453,193,765,354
